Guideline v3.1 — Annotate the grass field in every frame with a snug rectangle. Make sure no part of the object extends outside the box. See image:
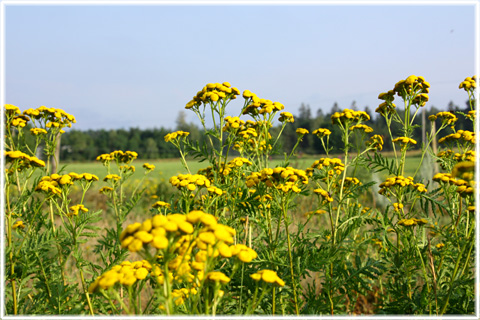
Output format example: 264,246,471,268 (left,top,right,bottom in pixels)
58,152,426,185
